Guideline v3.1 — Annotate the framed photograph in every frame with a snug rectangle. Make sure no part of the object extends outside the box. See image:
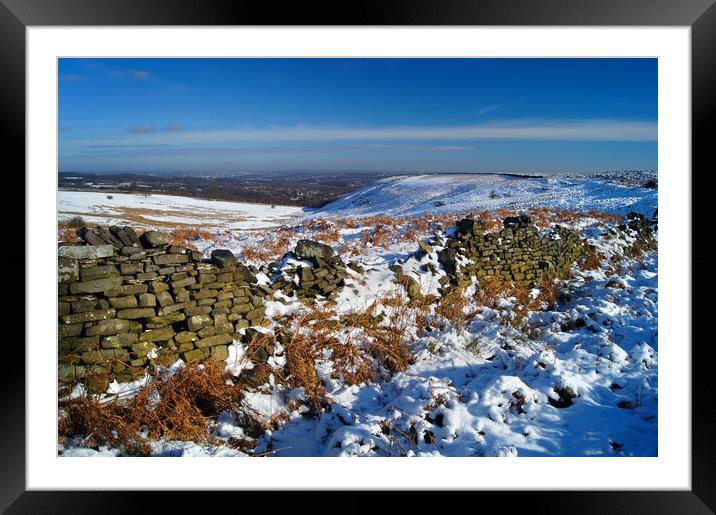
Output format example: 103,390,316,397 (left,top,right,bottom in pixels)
4,0,714,511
